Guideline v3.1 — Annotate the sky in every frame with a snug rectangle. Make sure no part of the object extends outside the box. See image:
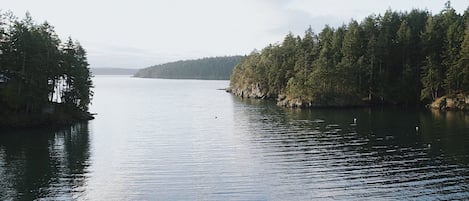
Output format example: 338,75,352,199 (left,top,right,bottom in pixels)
2,0,468,69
